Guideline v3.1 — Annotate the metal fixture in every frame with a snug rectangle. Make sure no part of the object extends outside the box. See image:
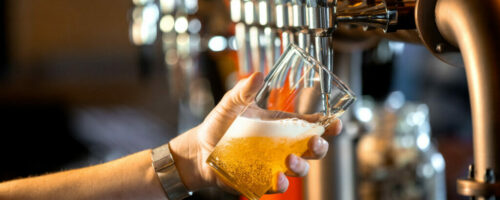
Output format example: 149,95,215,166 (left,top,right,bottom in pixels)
228,0,500,199
275,0,295,50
